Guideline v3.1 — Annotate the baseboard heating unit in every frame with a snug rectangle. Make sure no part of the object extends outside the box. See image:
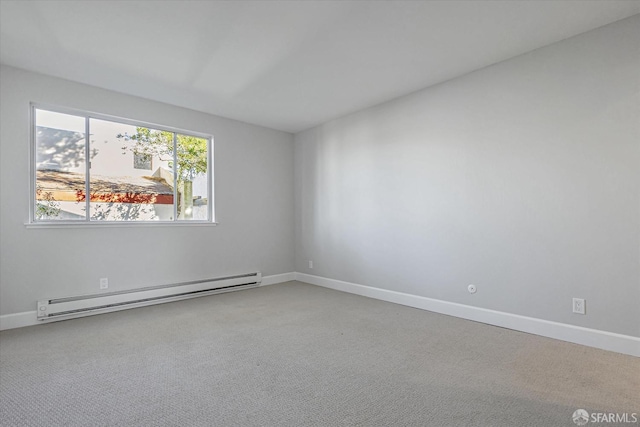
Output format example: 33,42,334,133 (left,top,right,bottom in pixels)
37,272,262,322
